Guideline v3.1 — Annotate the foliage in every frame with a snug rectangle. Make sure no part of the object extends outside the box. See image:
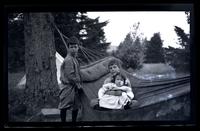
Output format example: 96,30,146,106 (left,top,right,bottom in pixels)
53,12,110,65
185,11,190,24
164,46,189,72
145,32,165,63
174,26,190,51
8,13,25,72
116,33,145,69
53,12,81,57
164,25,190,72
8,12,110,71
